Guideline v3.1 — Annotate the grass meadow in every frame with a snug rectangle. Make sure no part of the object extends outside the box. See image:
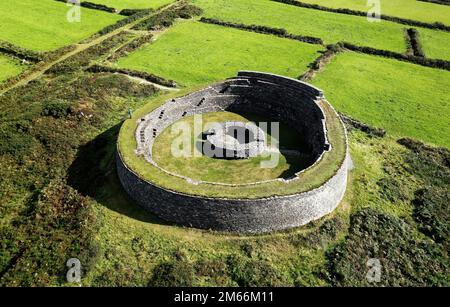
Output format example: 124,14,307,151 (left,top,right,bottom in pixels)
192,0,408,52
298,0,450,25
89,0,175,10
312,52,450,148
153,111,307,184
0,55,26,82
419,28,450,61
115,20,323,86
0,0,123,51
